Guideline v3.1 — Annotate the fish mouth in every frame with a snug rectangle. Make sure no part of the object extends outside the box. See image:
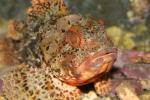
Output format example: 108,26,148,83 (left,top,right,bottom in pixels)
59,48,117,86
